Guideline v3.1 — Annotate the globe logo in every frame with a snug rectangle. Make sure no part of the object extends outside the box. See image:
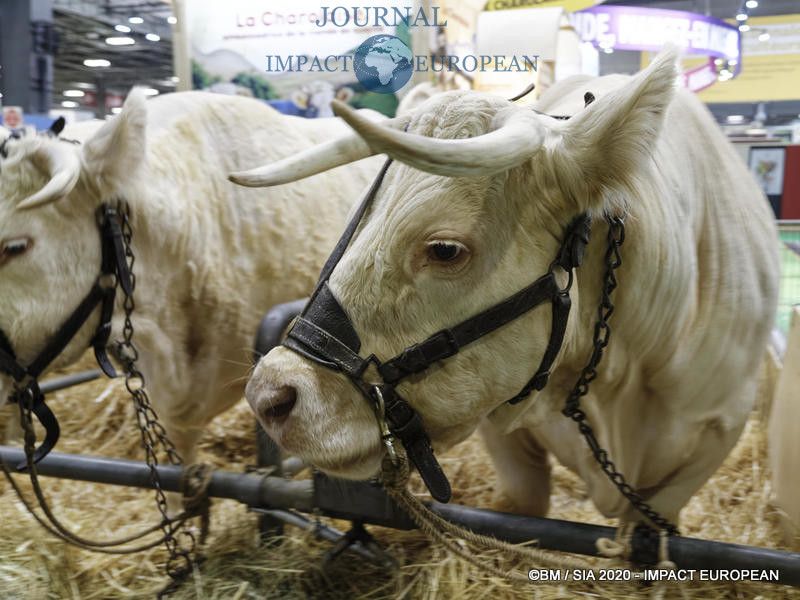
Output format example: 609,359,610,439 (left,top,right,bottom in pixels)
353,34,414,94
